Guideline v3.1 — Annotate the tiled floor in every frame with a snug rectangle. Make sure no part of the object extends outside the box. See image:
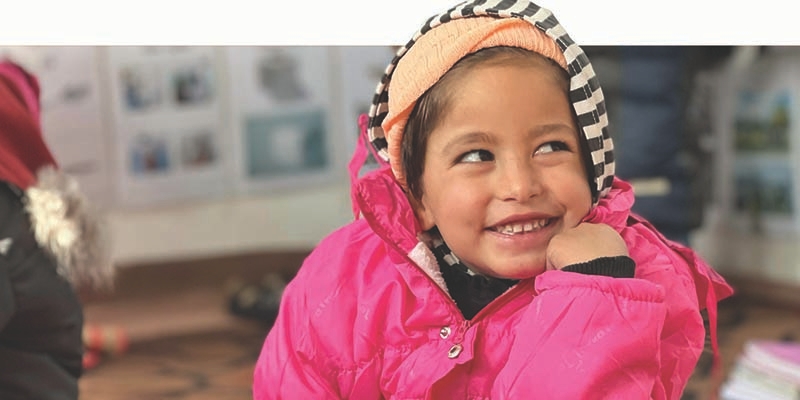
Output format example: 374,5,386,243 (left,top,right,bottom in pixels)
78,287,800,400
